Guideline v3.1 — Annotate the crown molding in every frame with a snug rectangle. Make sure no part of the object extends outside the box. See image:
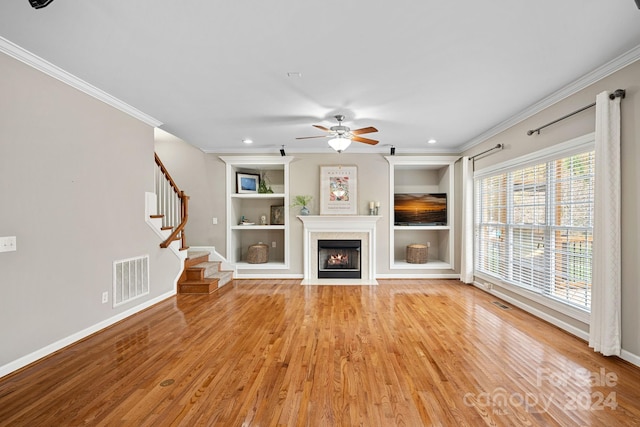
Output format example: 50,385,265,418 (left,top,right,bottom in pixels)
458,43,640,153
0,37,162,128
